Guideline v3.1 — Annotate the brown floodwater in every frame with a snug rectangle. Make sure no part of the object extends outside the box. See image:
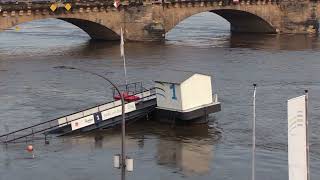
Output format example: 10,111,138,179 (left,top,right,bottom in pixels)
0,13,320,180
